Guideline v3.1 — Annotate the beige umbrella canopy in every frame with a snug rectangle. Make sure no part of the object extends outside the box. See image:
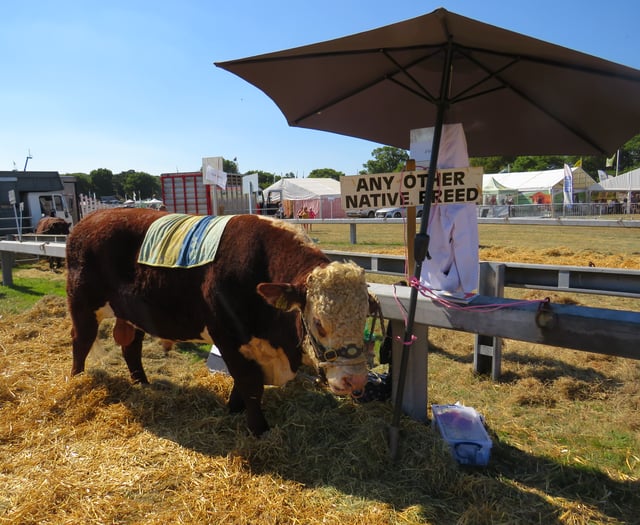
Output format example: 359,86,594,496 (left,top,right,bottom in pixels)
216,7,640,158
